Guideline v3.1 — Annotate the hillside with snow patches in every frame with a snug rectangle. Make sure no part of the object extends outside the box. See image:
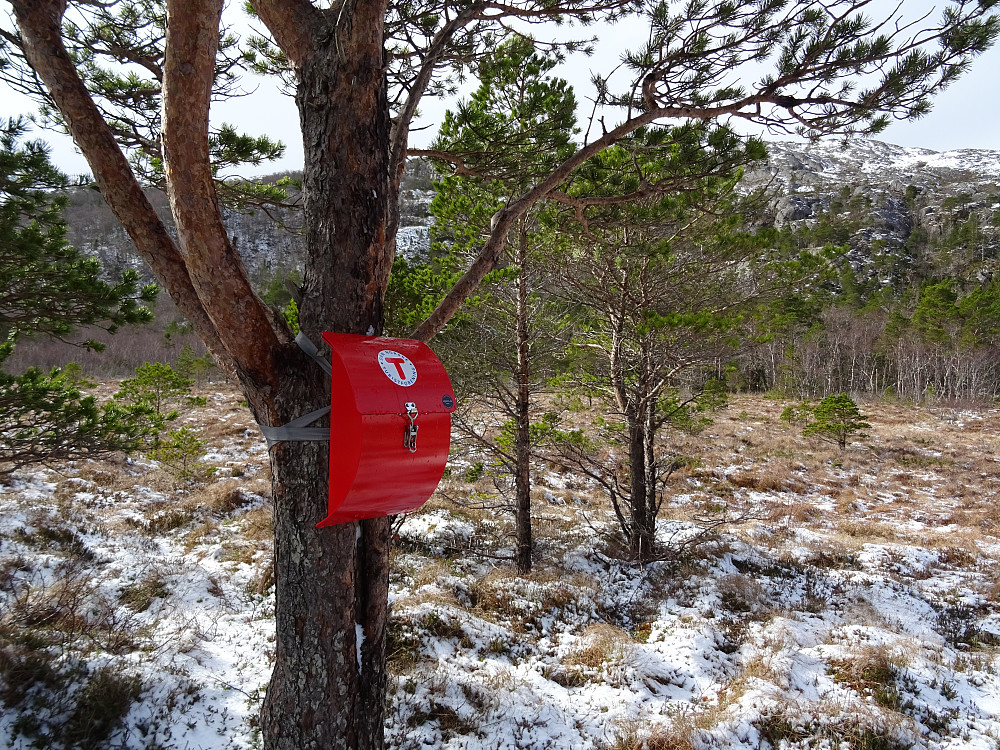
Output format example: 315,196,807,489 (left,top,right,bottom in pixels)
2,387,1000,749
61,140,1000,289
